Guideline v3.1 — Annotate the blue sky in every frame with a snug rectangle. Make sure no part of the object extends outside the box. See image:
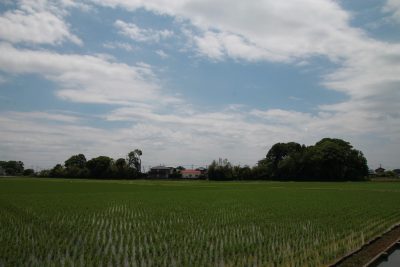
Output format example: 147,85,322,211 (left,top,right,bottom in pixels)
0,0,400,170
